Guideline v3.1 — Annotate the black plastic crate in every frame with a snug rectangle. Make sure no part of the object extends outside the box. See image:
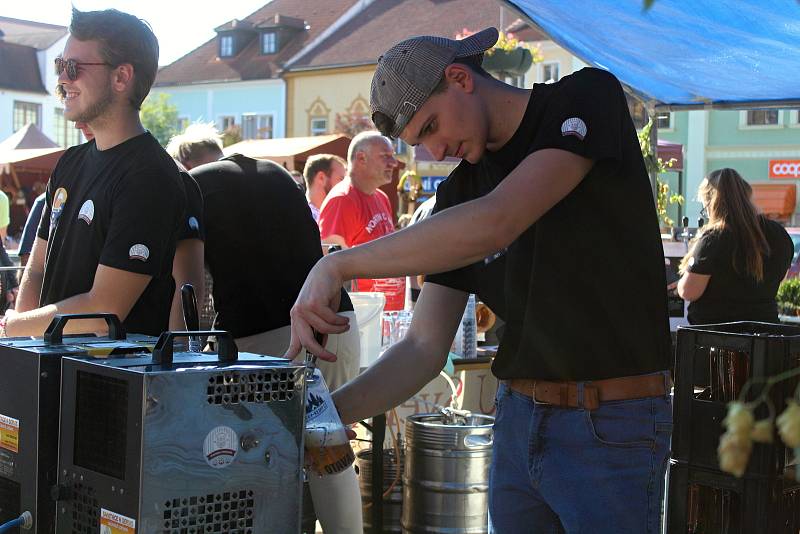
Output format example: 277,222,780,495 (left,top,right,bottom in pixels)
666,461,800,534
673,322,800,476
